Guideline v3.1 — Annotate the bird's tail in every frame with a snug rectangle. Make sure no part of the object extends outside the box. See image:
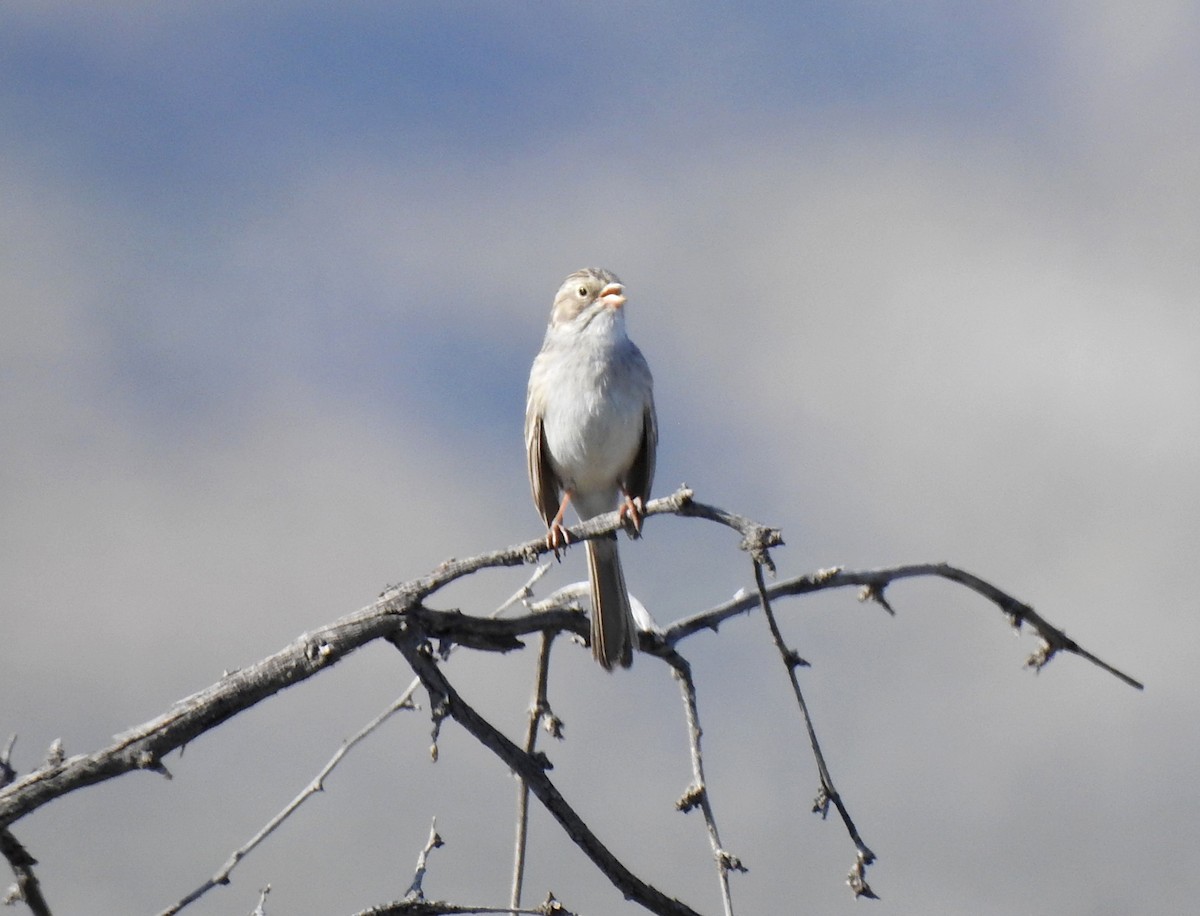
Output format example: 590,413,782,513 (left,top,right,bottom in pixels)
586,534,635,670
